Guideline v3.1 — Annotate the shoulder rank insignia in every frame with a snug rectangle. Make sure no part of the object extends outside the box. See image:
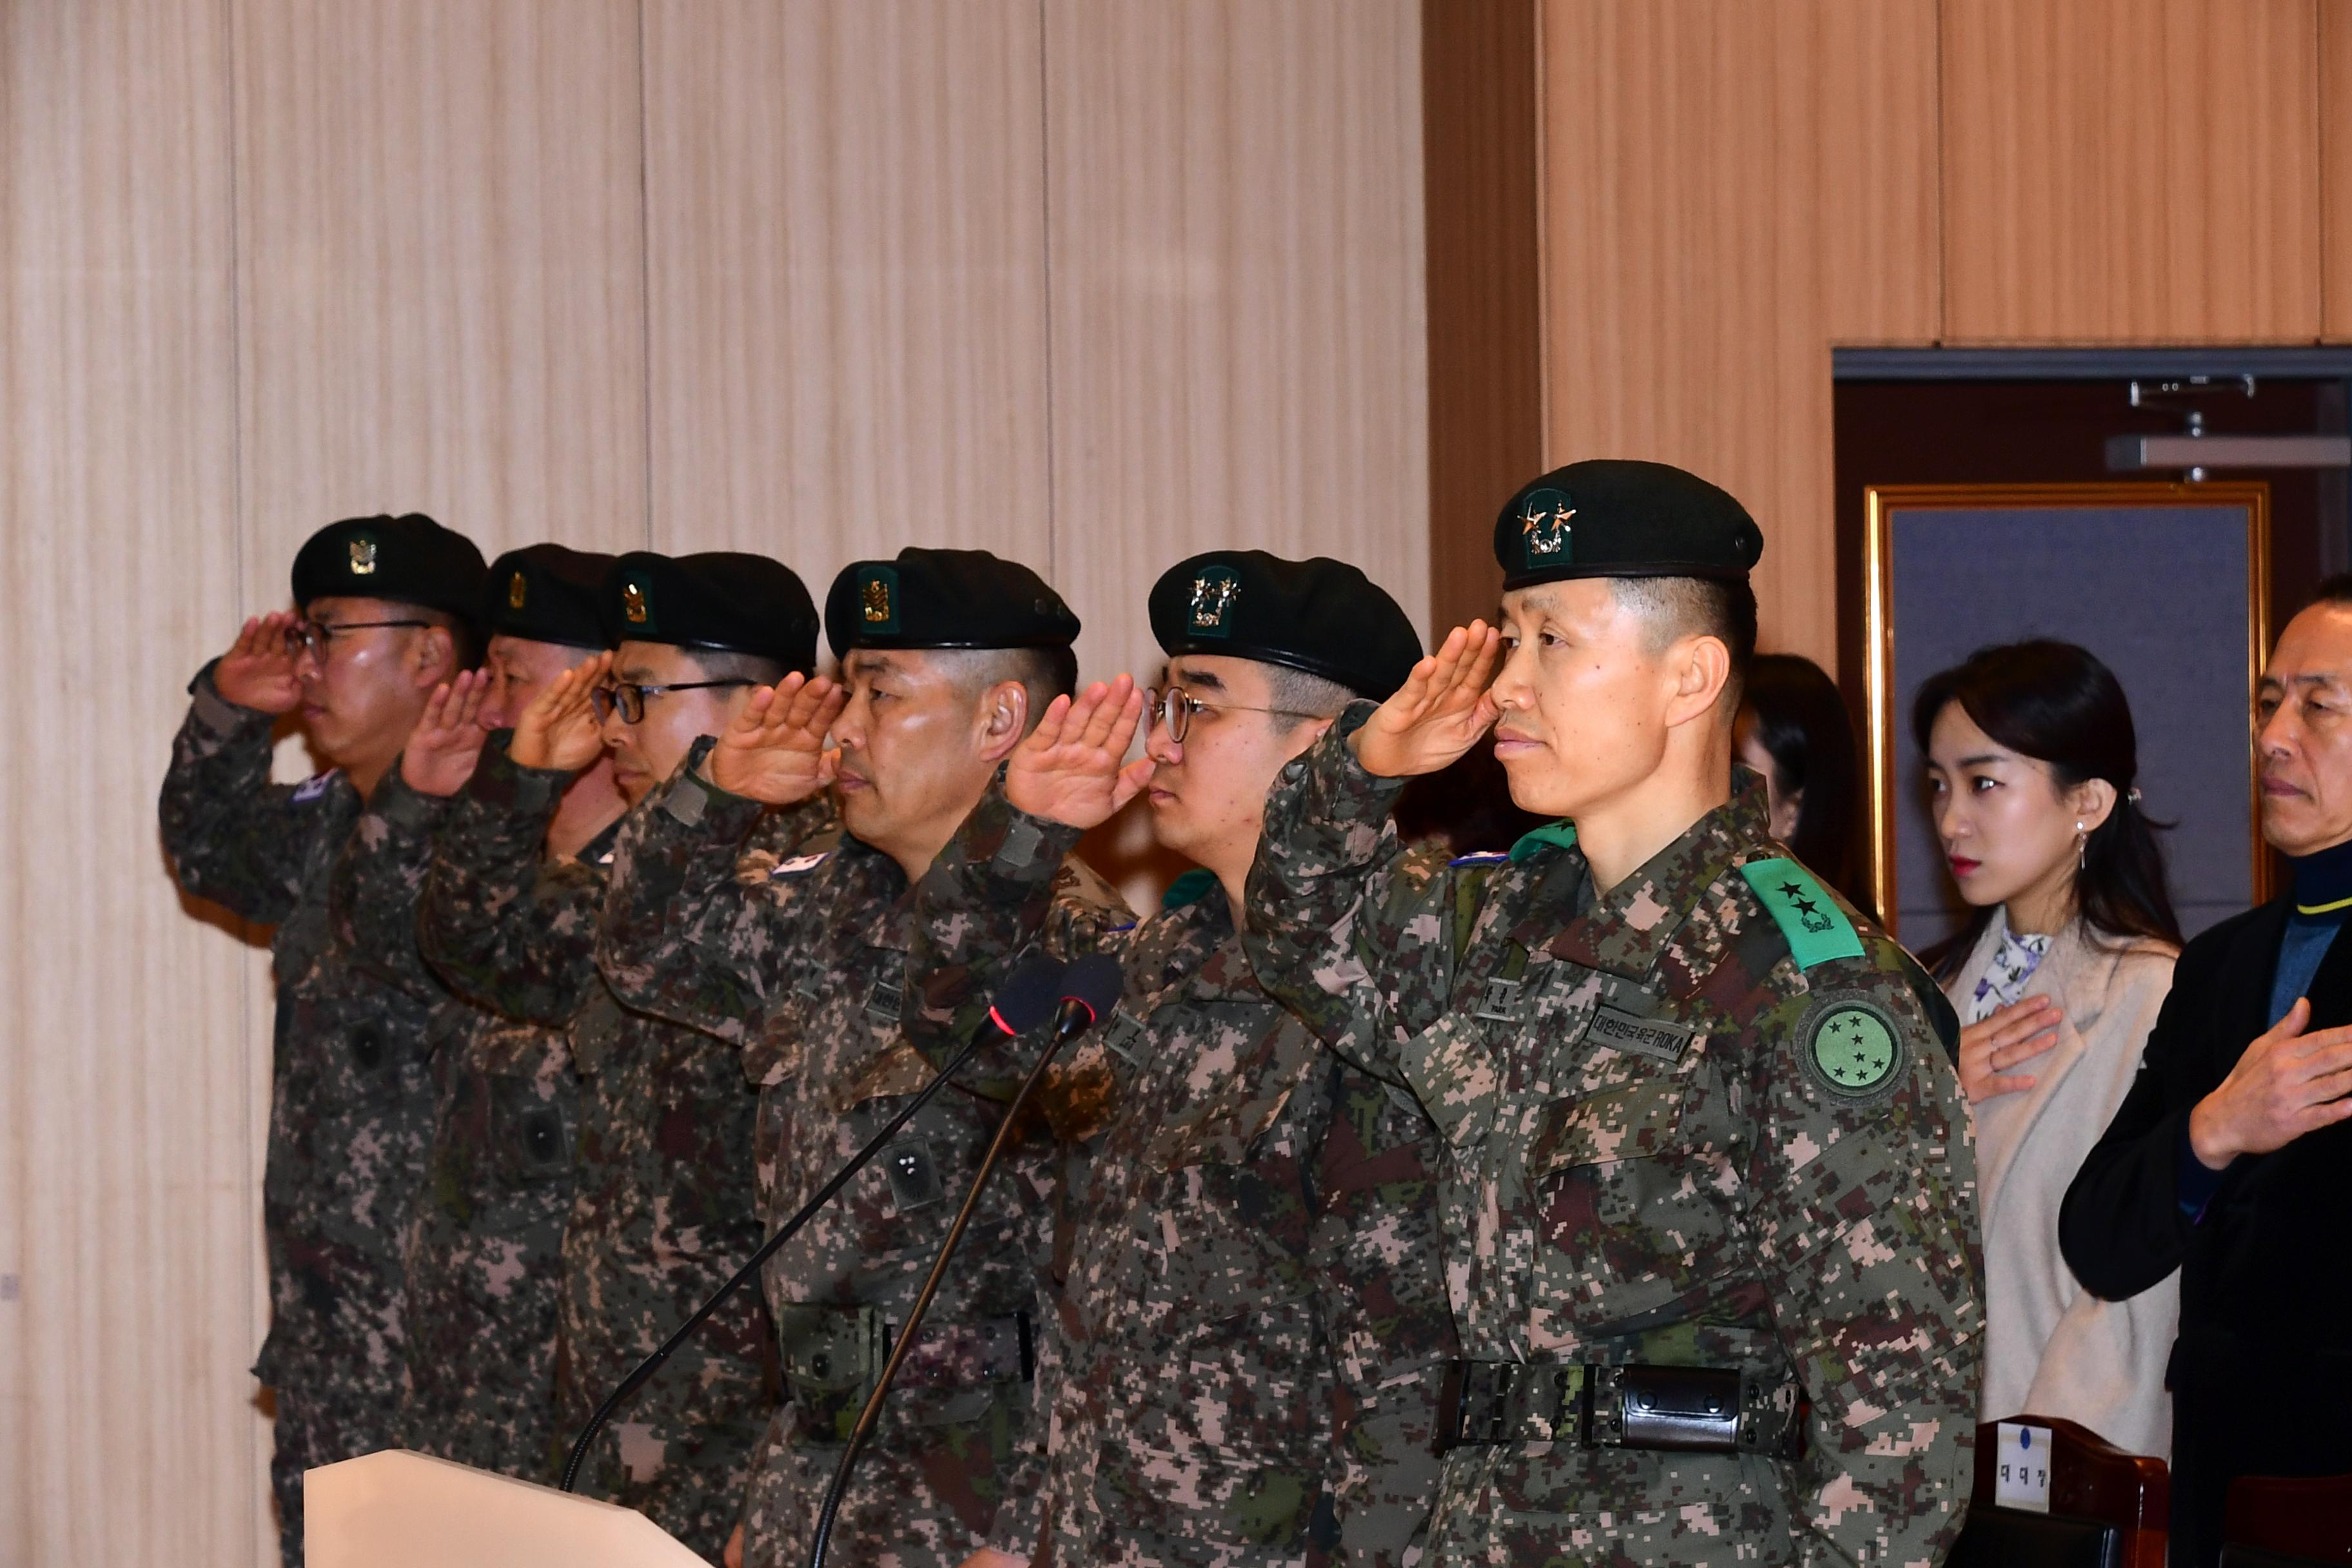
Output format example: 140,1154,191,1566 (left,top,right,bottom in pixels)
1508,820,1578,863
291,769,341,803
1740,856,1863,970
1162,867,1219,910
1799,994,1905,1099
